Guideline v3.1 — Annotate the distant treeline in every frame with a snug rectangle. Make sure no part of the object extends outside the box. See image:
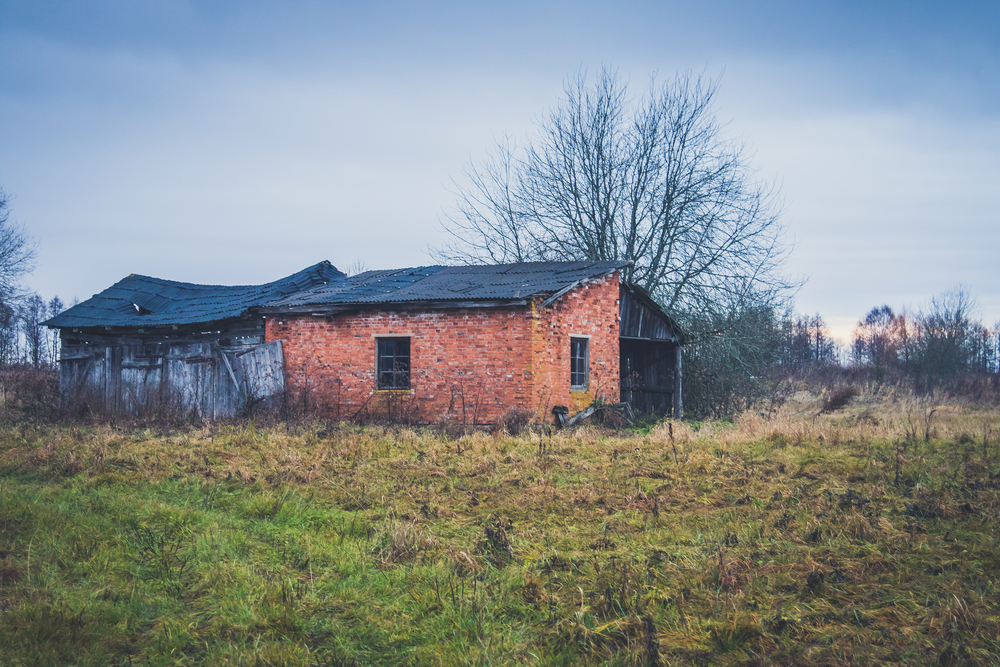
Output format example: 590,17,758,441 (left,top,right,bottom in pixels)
0,293,66,368
681,286,999,418
850,287,997,381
